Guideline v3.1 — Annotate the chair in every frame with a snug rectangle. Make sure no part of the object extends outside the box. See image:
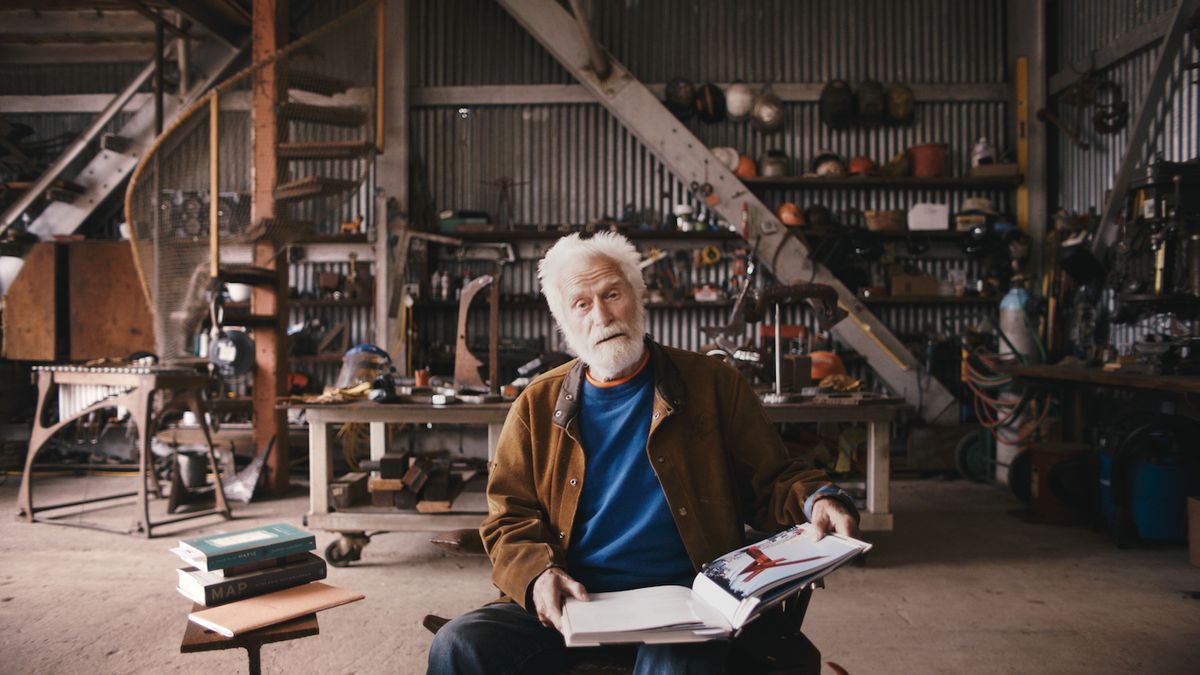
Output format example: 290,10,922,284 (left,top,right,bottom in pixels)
424,529,822,675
